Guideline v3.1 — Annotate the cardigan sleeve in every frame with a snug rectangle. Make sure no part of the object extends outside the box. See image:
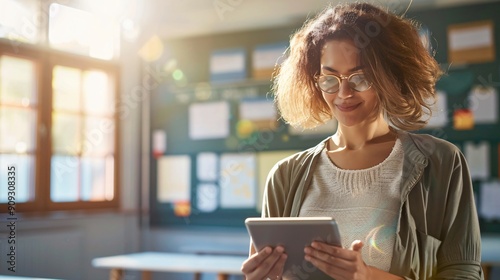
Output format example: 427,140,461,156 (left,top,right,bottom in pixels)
433,149,483,279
